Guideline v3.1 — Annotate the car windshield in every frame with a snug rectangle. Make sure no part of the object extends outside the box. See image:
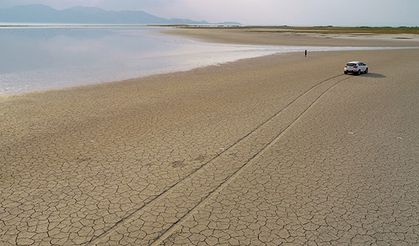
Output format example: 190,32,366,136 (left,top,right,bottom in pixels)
346,63,357,66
